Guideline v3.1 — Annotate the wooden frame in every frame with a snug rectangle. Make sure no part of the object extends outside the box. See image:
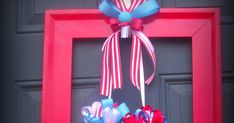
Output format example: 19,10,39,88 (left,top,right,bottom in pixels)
41,8,222,123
